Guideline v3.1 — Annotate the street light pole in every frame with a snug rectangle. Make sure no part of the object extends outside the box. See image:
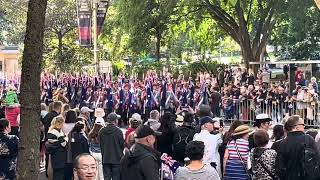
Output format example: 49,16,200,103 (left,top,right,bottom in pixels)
93,0,98,74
